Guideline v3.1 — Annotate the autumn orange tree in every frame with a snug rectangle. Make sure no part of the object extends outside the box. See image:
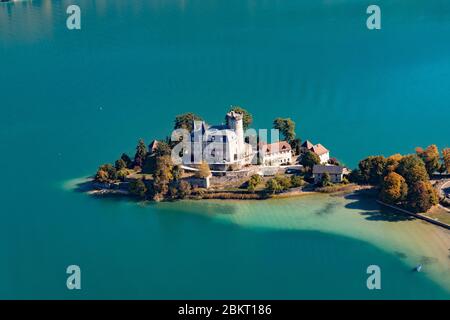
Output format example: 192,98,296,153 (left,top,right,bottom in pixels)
407,180,438,213
416,145,440,176
442,148,450,173
385,154,403,173
380,172,408,204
